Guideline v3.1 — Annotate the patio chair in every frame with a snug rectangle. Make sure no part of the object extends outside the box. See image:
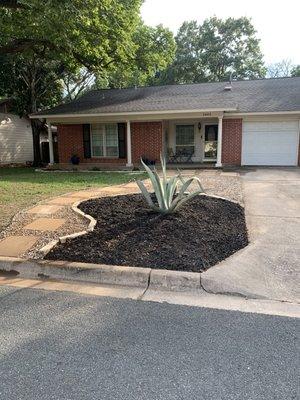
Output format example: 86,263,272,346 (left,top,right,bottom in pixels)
184,148,194,163
141,156,156,168
175,148,194,163
167,148,179,163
